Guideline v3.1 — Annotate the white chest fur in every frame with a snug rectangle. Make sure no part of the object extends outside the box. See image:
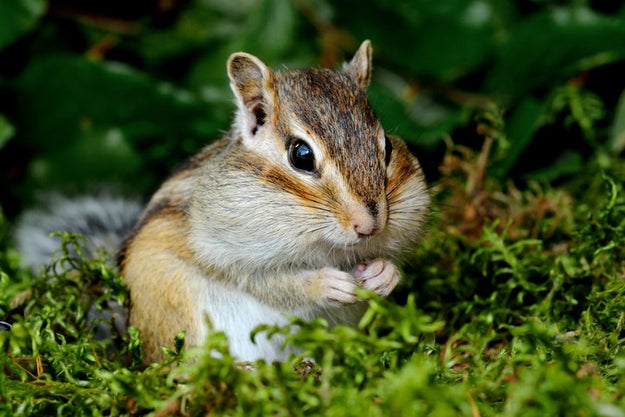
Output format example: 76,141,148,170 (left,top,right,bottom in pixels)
194,279,365,362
